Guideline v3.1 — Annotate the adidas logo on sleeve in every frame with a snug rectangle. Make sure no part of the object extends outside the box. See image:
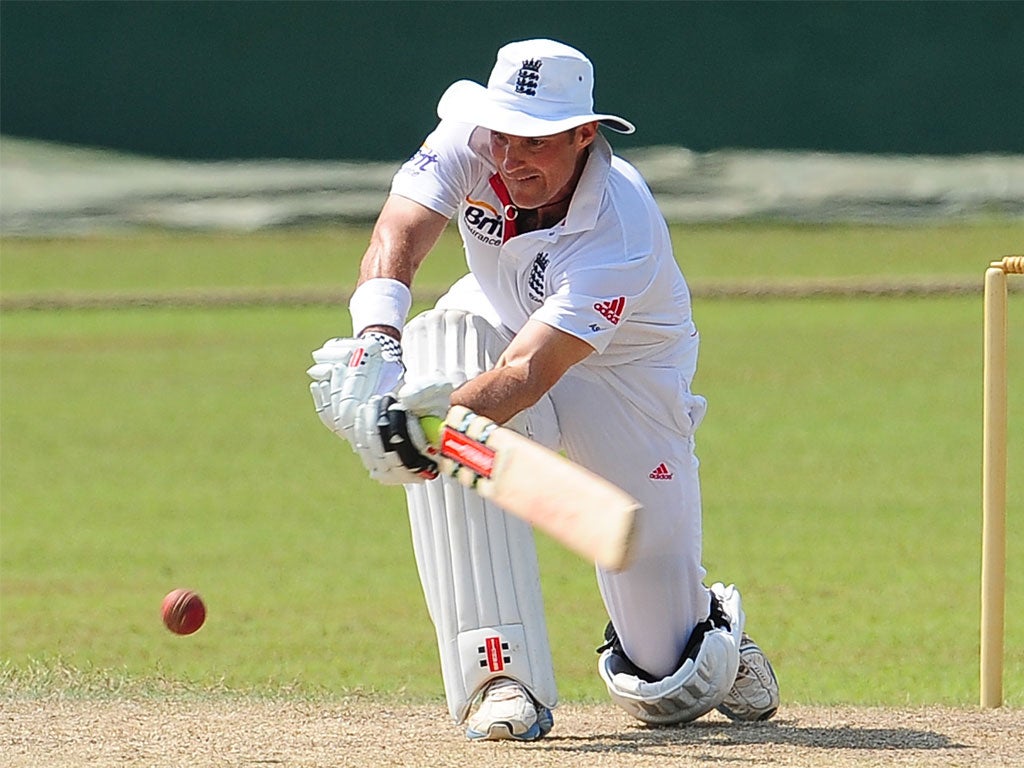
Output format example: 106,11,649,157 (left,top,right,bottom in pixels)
594,296,625,325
